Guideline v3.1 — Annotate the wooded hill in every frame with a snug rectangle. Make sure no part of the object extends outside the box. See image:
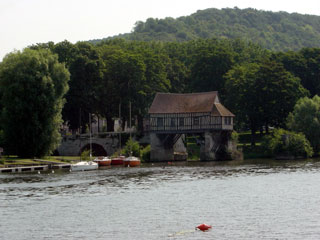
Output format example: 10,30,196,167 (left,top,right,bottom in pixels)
91,7,320,51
